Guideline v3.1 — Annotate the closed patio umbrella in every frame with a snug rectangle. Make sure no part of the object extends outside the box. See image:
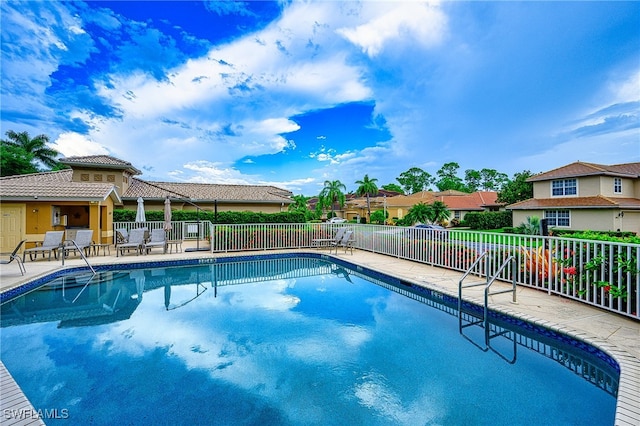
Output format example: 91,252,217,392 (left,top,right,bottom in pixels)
135,197,146,223
163,197,172,231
